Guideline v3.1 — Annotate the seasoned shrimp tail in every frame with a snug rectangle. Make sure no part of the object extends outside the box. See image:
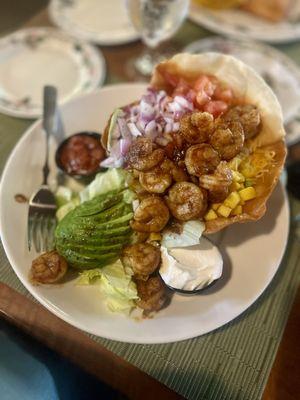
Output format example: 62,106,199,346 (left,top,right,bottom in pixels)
185,143,220,176
223,105,261,140
131,196,170,232
136,275,168,313
199,161,233,203
179,111,214,144
126,137,165,171
30,250,68,284
210,120,244,160
122,243,161,280
166,182,208,221
139,165,172,194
